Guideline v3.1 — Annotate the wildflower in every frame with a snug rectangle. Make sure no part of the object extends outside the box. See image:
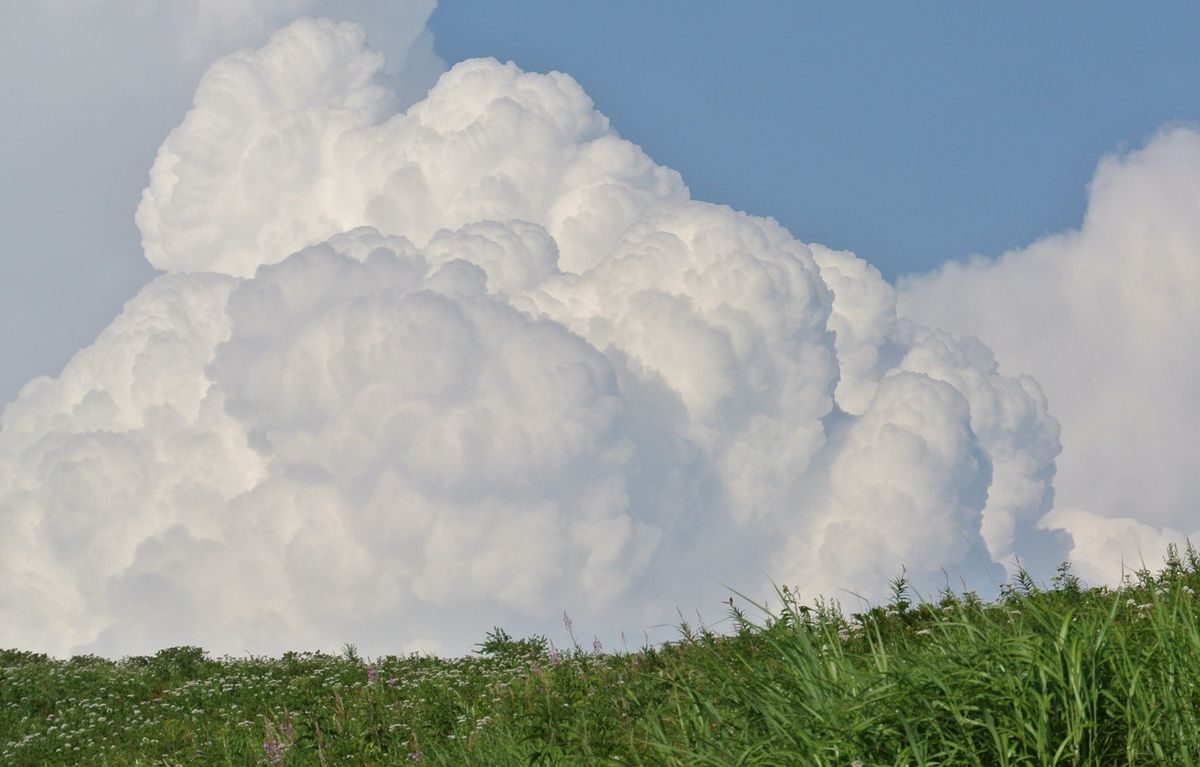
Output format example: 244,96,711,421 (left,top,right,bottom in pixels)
263,738,283,765
408,749,423,761
367,665,380,685
593,637,604,655
386,677,399,687
548,648,563,666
